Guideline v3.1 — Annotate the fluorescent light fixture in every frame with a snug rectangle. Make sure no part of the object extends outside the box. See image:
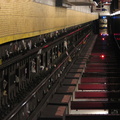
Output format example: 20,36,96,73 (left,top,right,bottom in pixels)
93,1,98,6
111,11,120,16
